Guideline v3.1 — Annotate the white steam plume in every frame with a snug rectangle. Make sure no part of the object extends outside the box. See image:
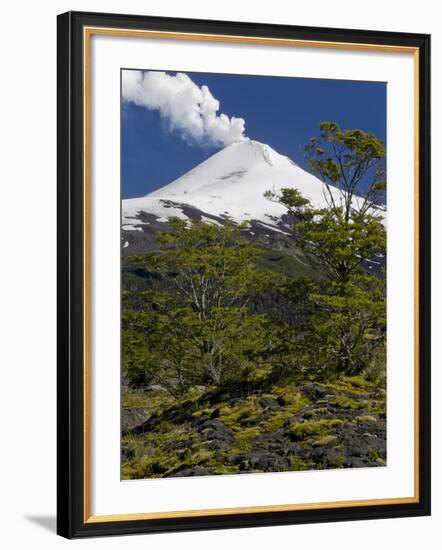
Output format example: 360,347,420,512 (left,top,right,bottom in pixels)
122,70,246,147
